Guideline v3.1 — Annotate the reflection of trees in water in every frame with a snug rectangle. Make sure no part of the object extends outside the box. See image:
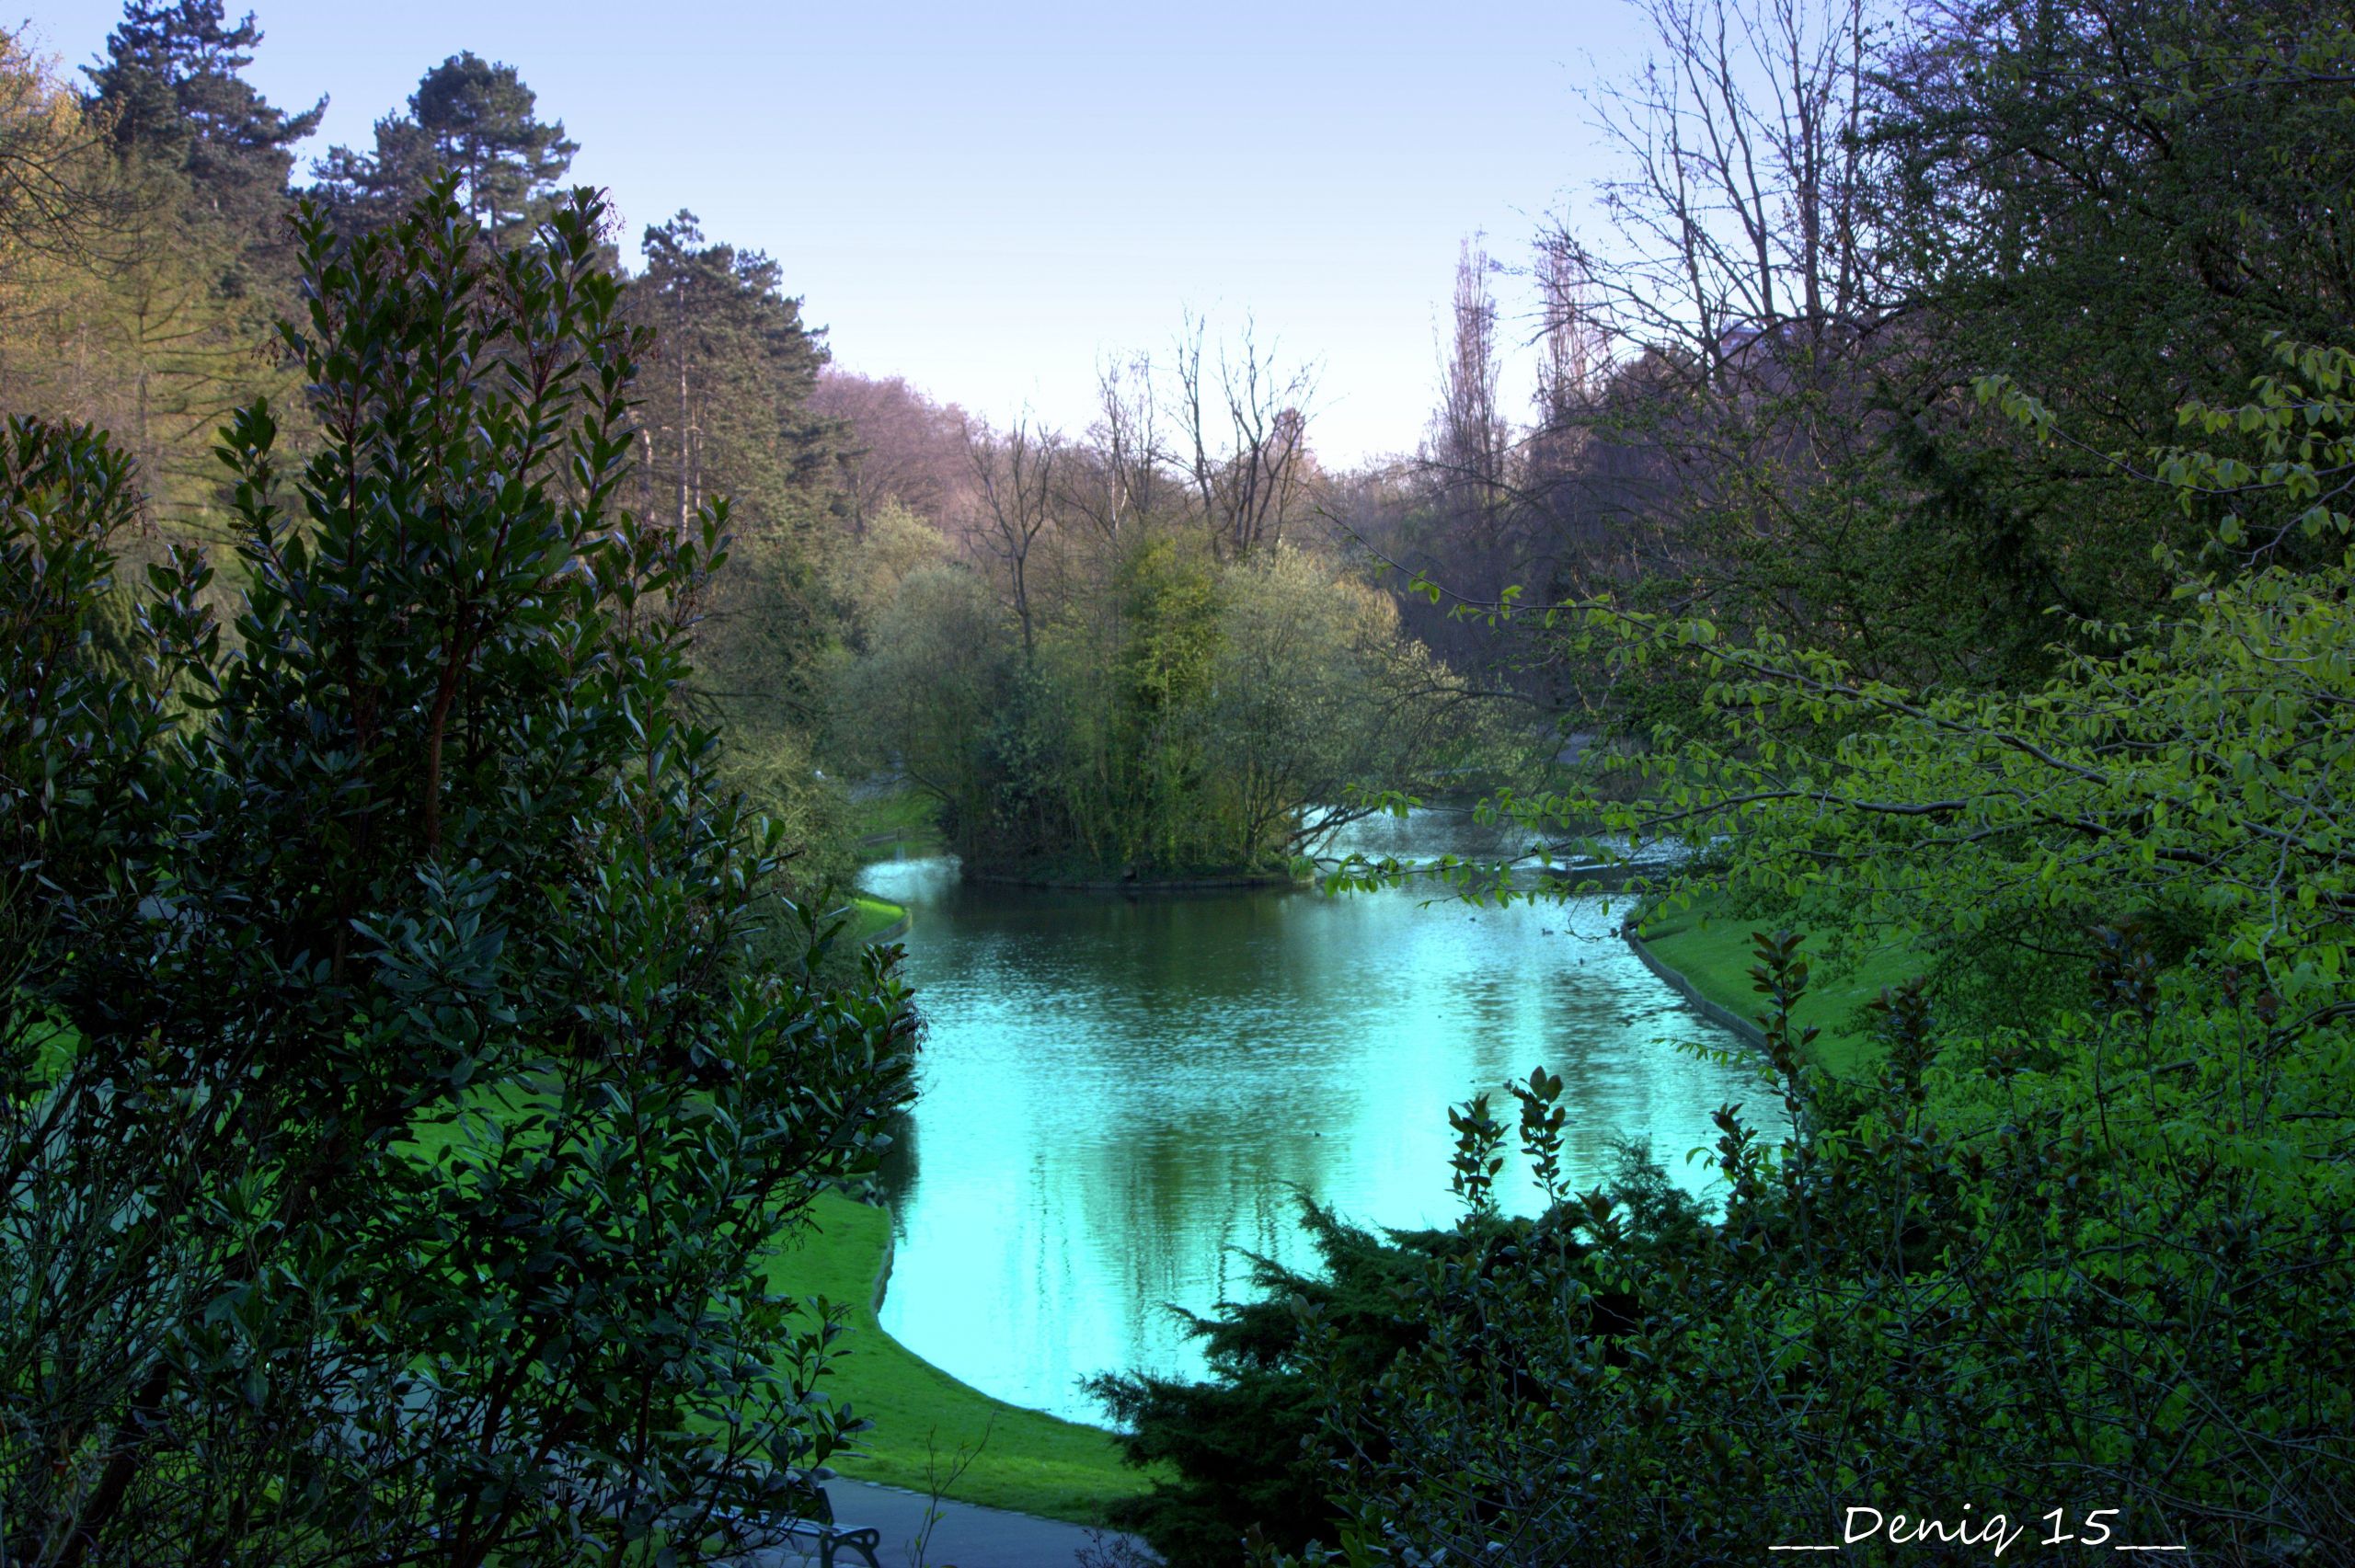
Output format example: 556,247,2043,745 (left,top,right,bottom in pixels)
870,841,1761,1410
1059,1110,1341,1341
1317,805,1534,867
873,1107,919,1214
